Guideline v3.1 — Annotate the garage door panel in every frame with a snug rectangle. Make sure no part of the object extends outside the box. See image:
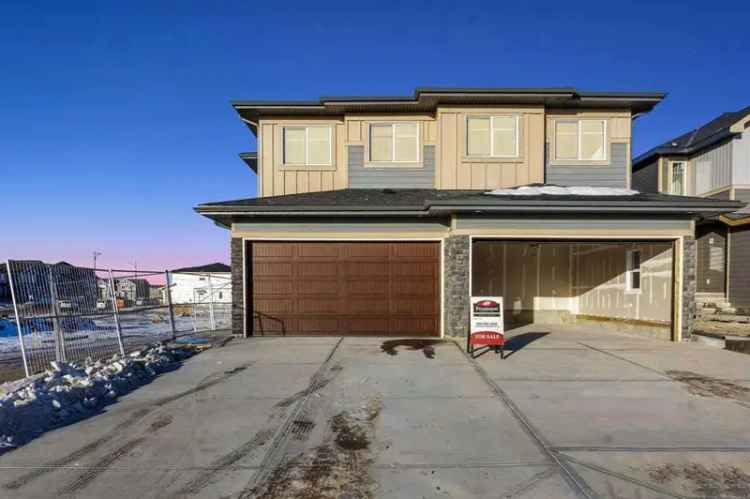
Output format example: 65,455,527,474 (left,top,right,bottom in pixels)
253,243,294,259
342,243,391,259
348,298,389,314
252,279,294,295
347,280,389,295
297,279,339,295
391,243,439,259
391,299,437,315
297,298,342,314
344,262,390,277
392,278,438,297
296,243,341,258
391,262,437,277
297,262,339,277
254,298,295,314
250,241,439,336
252,262,293,277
